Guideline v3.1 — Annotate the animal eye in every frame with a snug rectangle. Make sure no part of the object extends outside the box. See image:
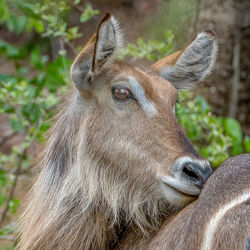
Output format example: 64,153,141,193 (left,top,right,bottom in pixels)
112,86,133,101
